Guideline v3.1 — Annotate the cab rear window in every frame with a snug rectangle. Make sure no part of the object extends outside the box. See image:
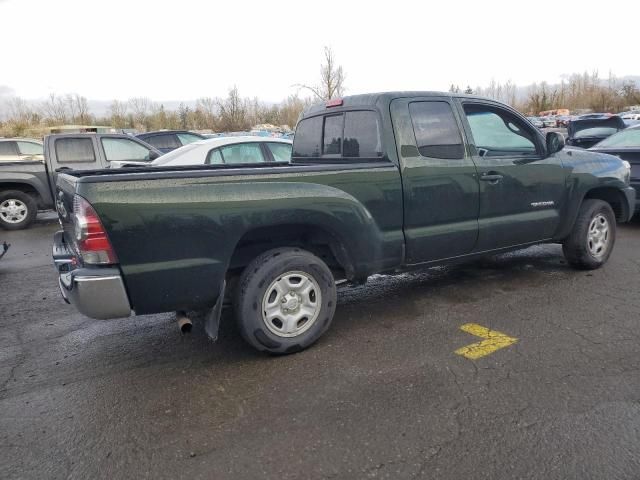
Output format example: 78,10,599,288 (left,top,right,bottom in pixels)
293,111,382,159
